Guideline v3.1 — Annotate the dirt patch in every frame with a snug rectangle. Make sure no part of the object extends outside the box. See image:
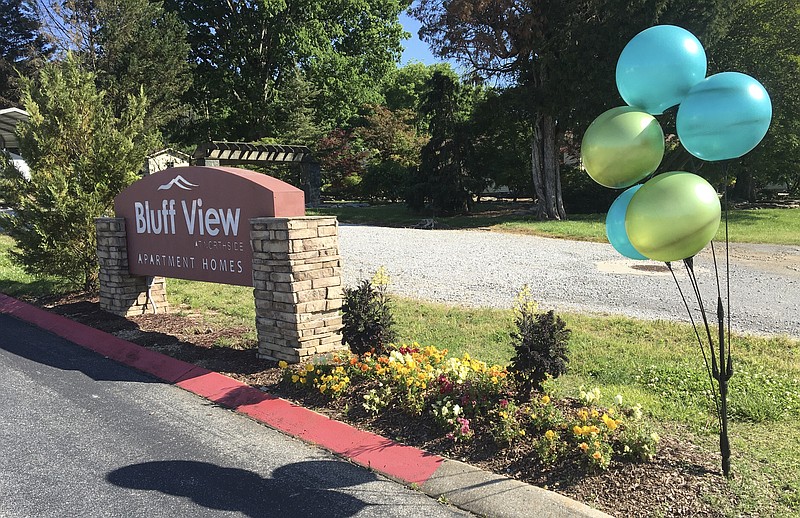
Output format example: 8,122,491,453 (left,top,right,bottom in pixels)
32,292,737,517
